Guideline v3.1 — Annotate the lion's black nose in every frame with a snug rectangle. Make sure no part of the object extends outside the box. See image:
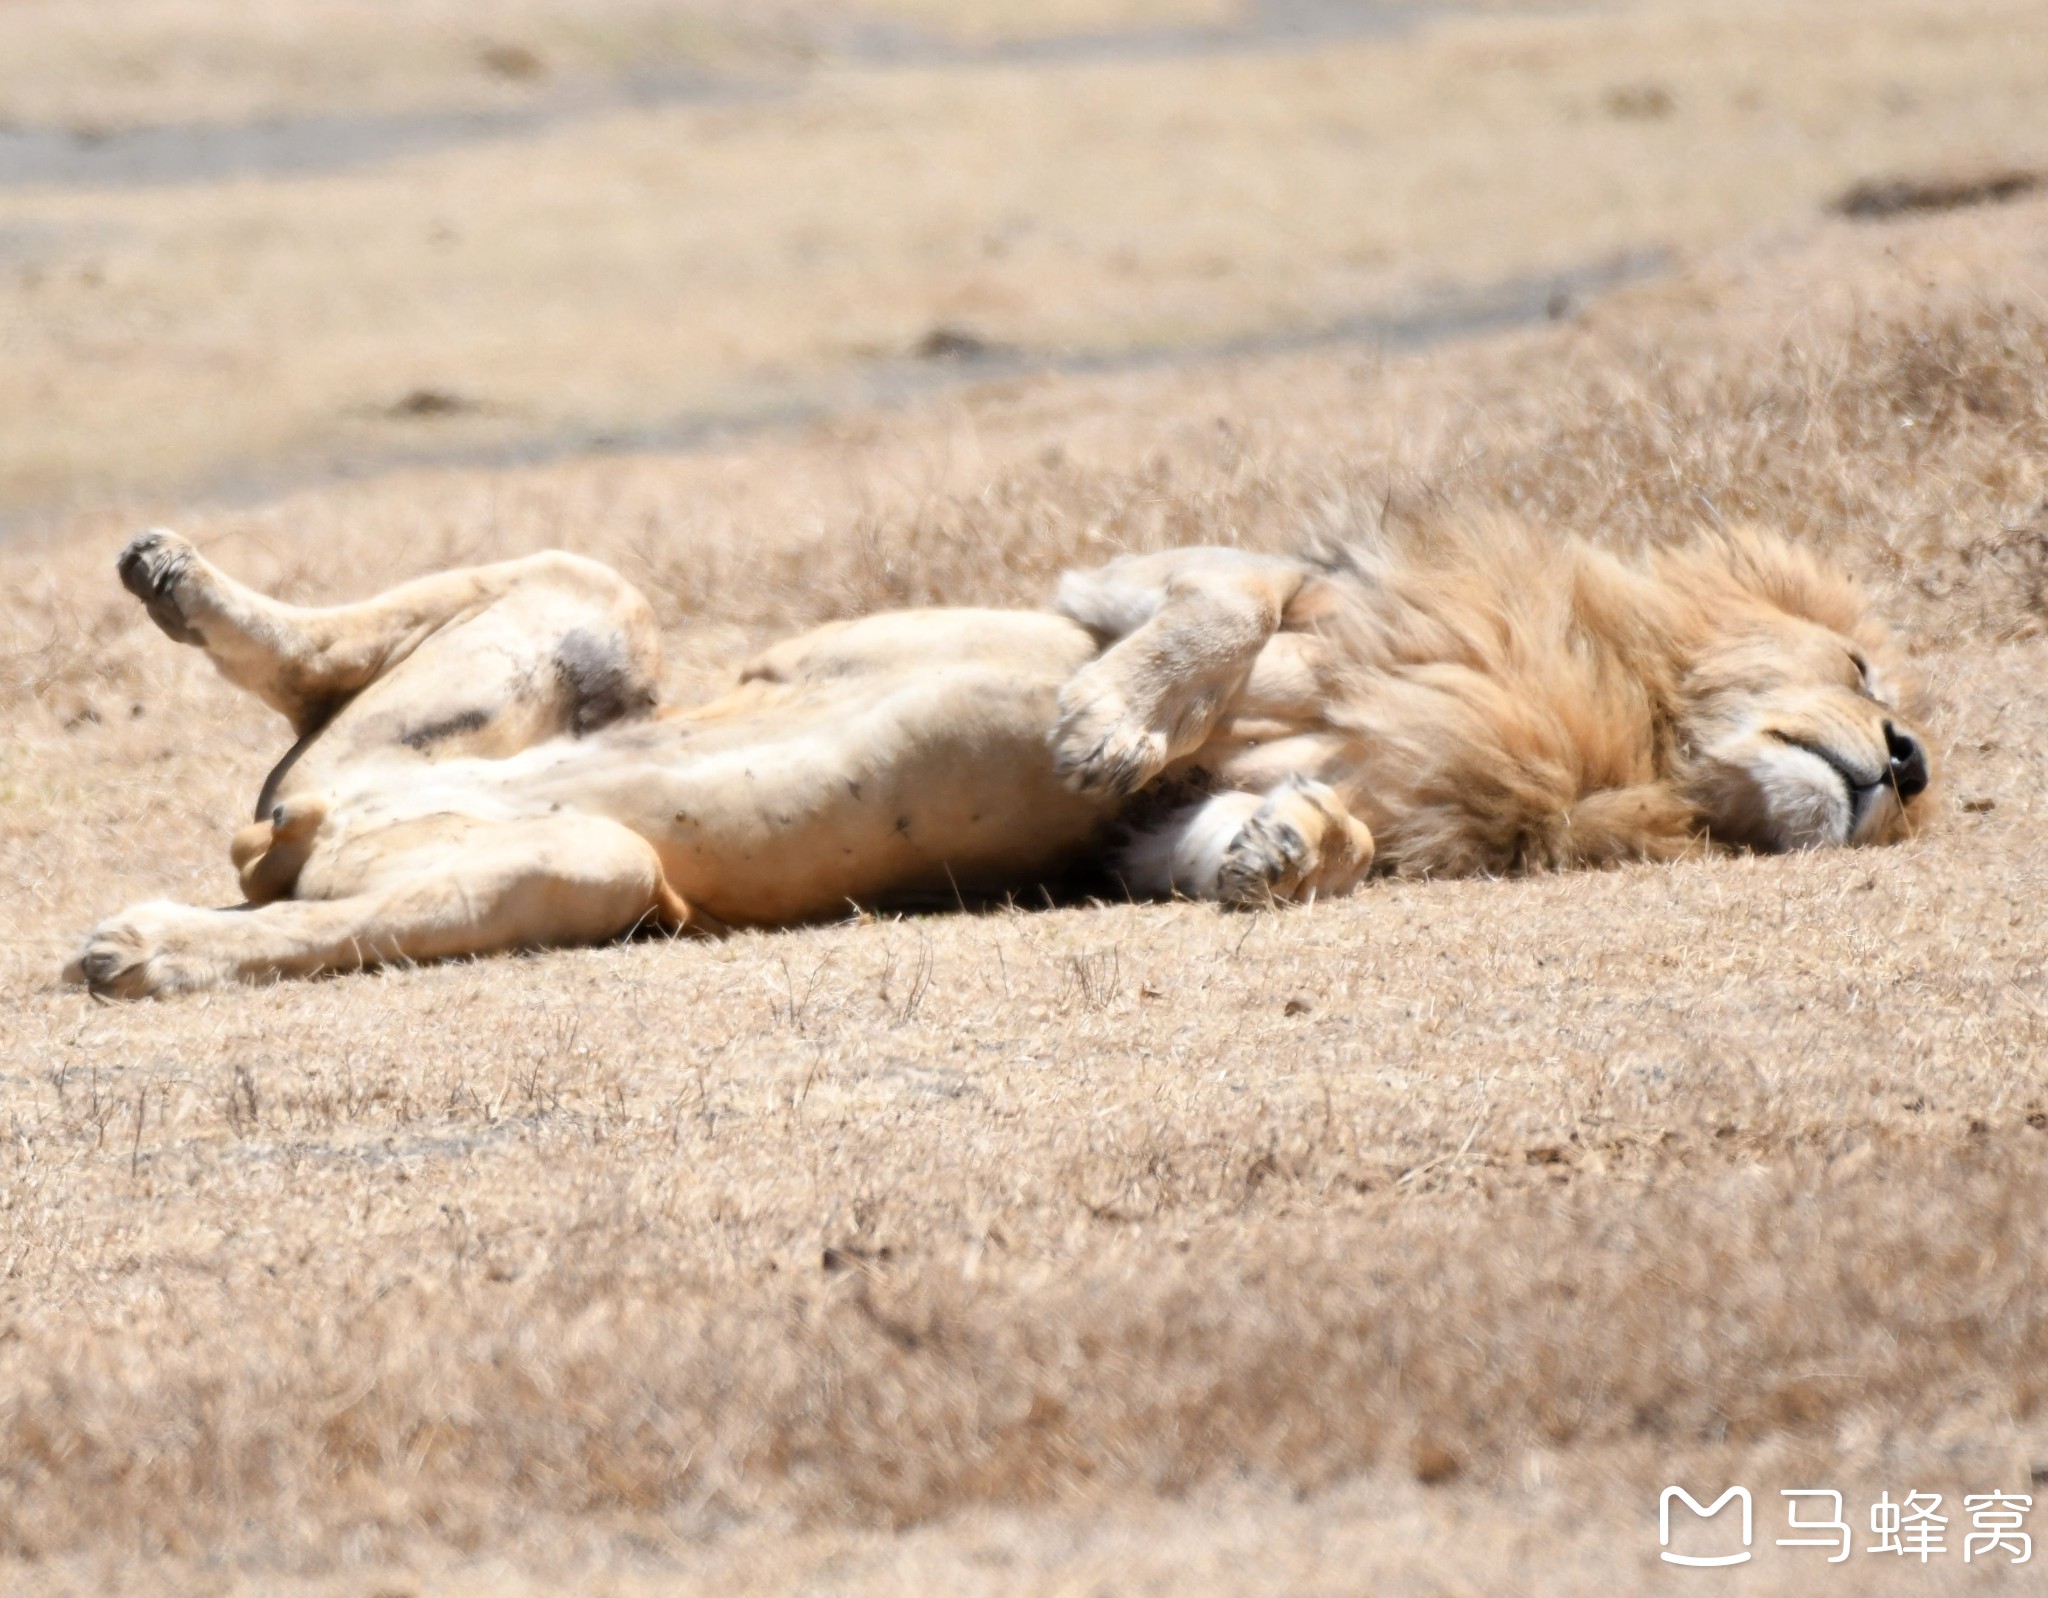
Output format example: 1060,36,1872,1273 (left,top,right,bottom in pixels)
1885,722,1929,800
